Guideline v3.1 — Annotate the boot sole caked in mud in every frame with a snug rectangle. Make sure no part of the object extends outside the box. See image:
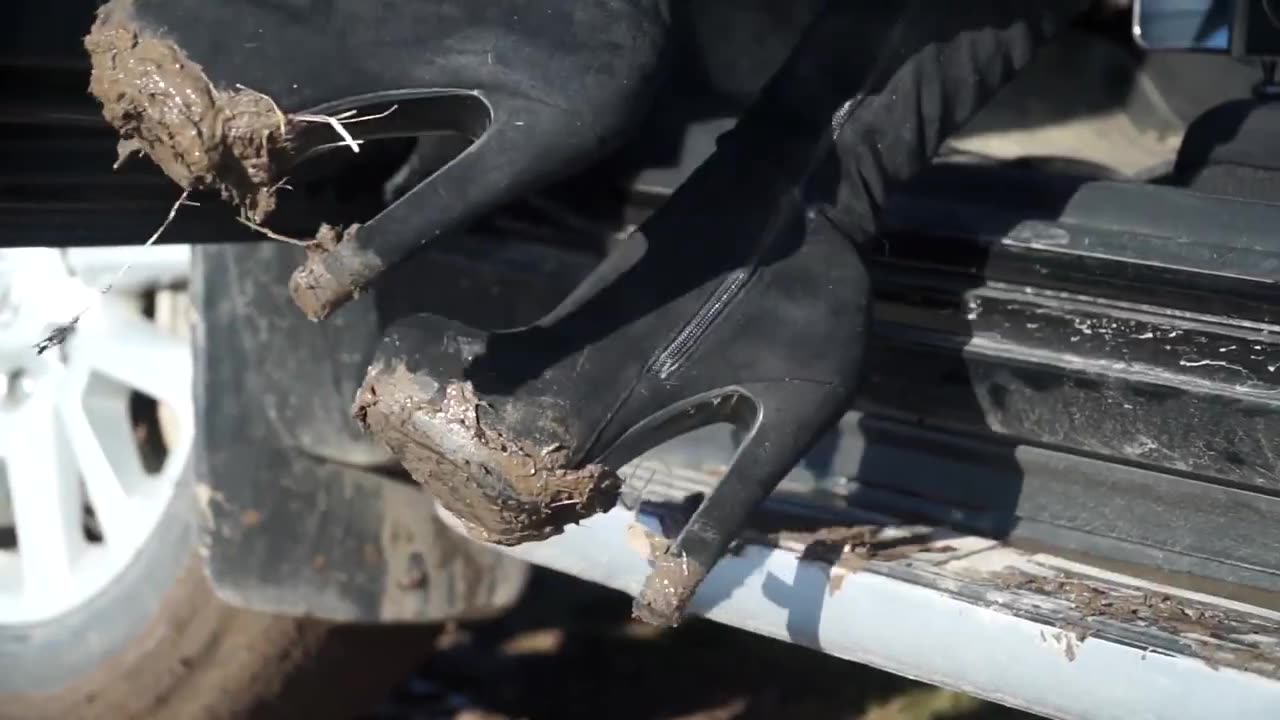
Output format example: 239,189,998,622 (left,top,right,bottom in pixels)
353,363,622,545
